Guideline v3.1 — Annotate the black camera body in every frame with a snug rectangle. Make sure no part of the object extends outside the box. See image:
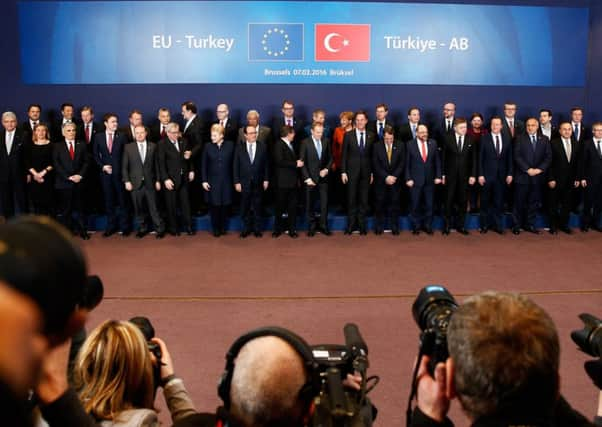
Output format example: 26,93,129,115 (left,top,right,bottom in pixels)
129,316,162,361
412,285,458,373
